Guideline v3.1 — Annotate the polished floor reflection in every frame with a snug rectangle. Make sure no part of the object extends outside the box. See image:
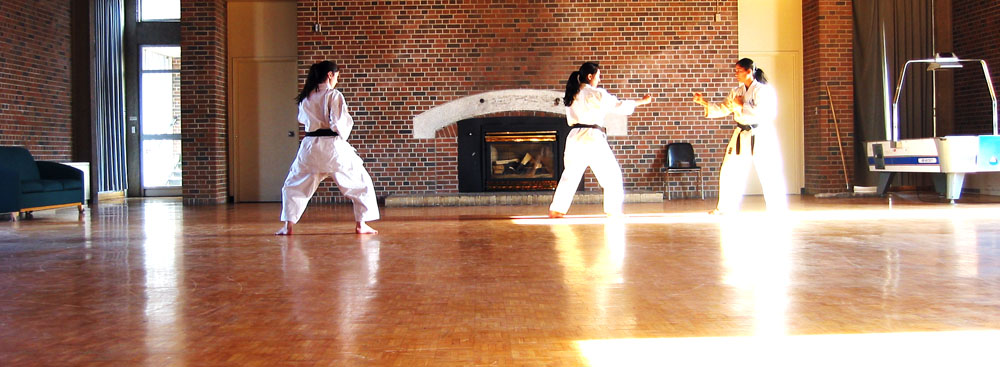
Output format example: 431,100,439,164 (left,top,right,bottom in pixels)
1,194,999,366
